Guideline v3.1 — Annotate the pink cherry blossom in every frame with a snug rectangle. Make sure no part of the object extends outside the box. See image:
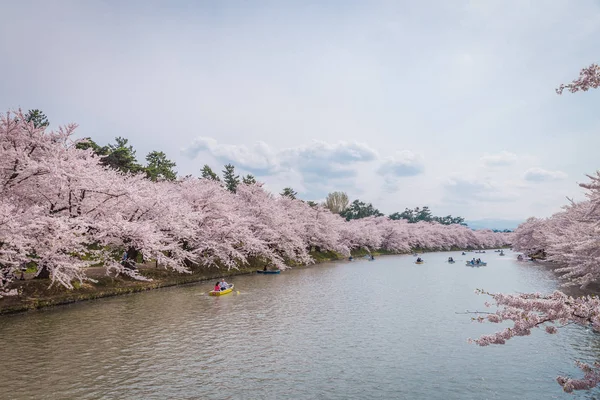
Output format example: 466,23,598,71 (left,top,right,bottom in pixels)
556,64,600,94
474,64,600,393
